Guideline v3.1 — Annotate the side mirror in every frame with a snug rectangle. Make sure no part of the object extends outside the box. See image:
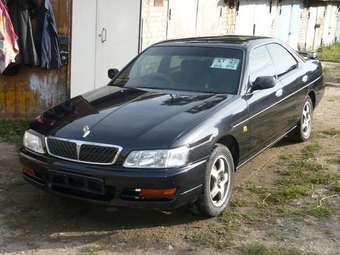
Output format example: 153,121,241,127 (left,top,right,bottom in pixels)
108,68,119,79
307,52,317,60
252,76,276,91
